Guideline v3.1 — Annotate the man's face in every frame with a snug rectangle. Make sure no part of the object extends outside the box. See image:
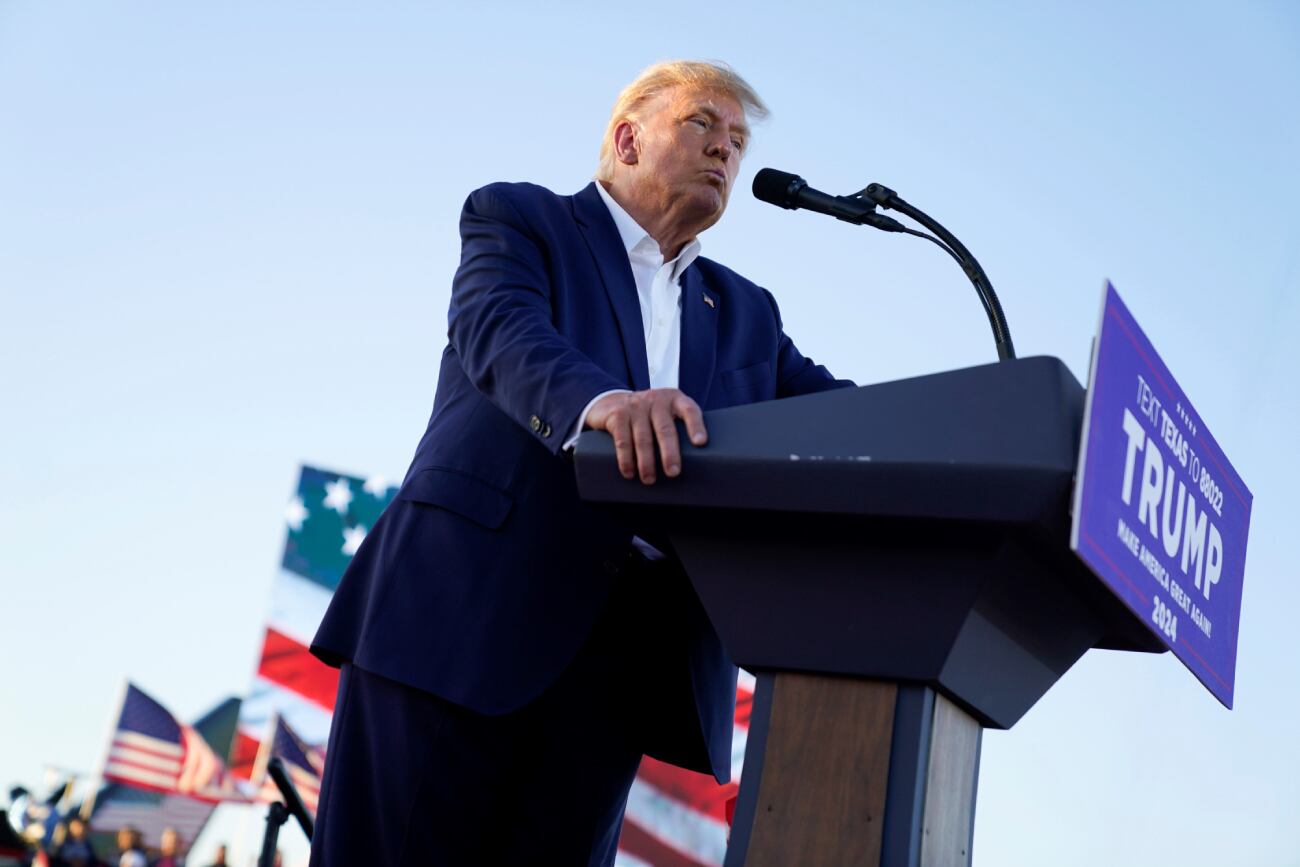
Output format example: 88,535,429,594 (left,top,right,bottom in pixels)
629,86,749,232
